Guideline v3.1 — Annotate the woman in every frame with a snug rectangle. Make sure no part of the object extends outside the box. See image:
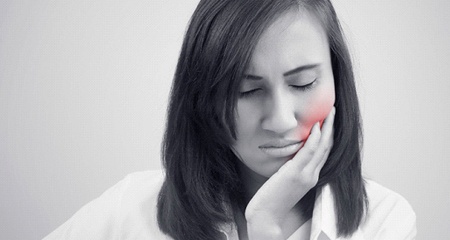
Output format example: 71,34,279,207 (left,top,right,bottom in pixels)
44,0,416,239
